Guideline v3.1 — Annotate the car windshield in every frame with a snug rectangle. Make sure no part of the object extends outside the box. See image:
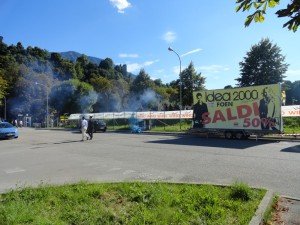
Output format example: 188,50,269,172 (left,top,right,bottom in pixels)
0,123,14,128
